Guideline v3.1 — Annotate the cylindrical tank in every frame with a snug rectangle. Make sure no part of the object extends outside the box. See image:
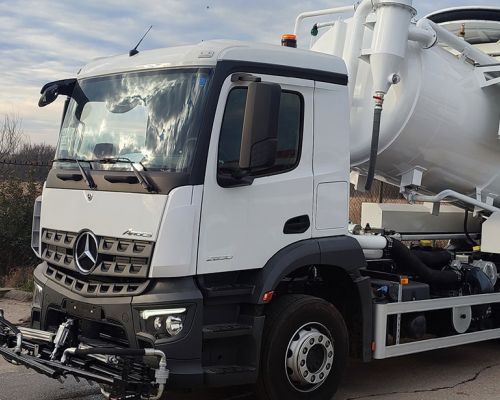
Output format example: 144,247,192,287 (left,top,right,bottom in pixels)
312,7,500,205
